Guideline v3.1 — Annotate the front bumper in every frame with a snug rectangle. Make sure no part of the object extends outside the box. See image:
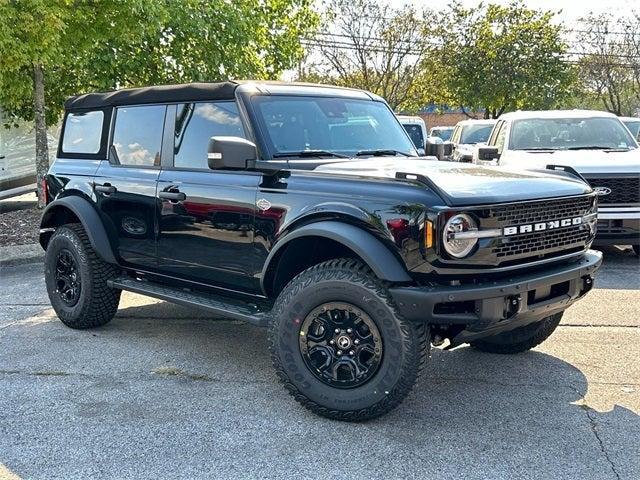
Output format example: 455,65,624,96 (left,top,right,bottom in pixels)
593,208,639,246
390,250,602,345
